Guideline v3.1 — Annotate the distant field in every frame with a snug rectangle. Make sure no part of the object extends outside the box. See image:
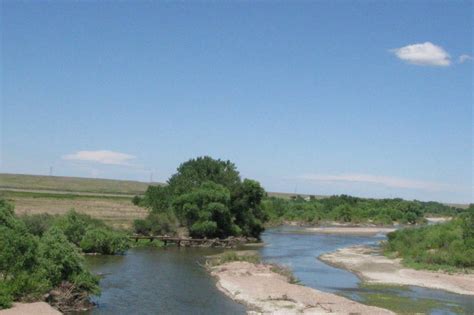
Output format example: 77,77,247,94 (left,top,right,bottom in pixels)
1,190,147,229
0,173,161,195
